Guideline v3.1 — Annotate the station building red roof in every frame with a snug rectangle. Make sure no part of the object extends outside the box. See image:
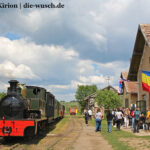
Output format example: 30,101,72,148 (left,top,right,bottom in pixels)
124,81,138,94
